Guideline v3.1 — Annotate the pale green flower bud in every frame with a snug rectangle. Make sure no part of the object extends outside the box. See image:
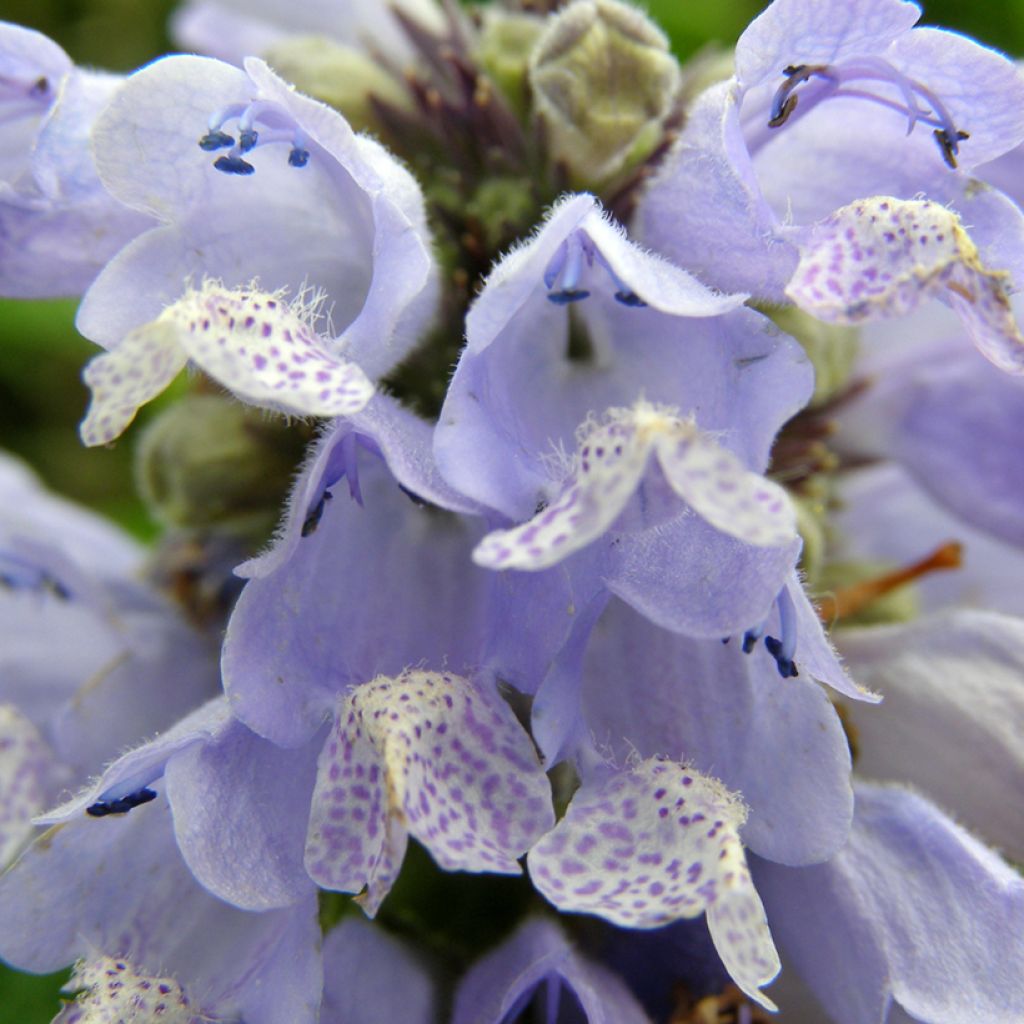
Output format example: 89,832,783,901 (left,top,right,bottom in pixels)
475,9,546,118
135,395,305,536
528,0,681,188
